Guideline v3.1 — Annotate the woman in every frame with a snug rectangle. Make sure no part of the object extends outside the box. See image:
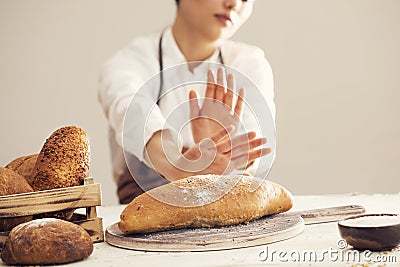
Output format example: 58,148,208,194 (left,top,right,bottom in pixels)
99,0,275,203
